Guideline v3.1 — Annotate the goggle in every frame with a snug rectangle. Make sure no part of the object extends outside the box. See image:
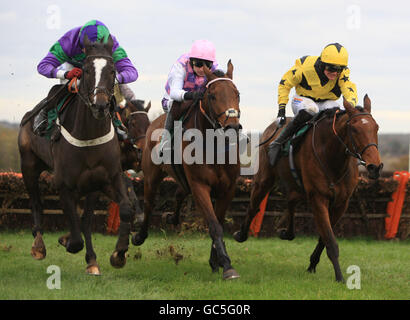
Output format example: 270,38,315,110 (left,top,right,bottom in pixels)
325,64,345,73
191,58,213,69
